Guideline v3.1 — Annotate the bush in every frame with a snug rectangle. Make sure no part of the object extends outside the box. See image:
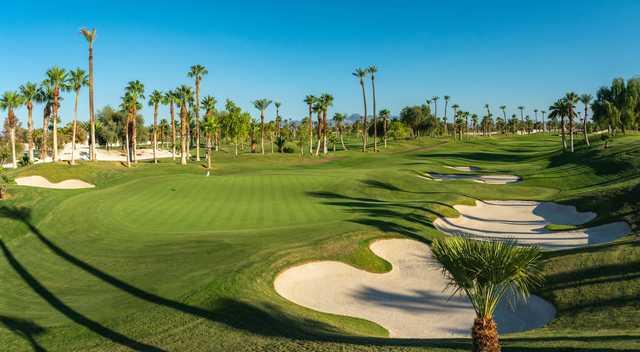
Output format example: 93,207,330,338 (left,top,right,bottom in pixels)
0,169,13,200
283,146,295,153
